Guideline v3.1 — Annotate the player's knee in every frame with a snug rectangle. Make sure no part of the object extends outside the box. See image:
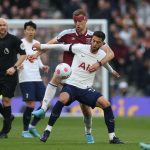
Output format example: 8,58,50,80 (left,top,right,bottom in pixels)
2,97,11,106
102,100,111,108
26,101,35,108
96,97,111,108
59,92,69,105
